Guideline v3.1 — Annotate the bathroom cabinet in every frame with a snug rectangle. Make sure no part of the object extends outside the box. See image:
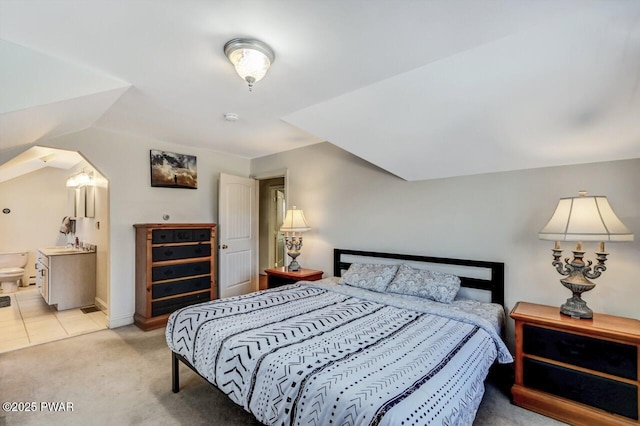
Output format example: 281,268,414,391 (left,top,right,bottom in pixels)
36,249,97,310
133,223,216,331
